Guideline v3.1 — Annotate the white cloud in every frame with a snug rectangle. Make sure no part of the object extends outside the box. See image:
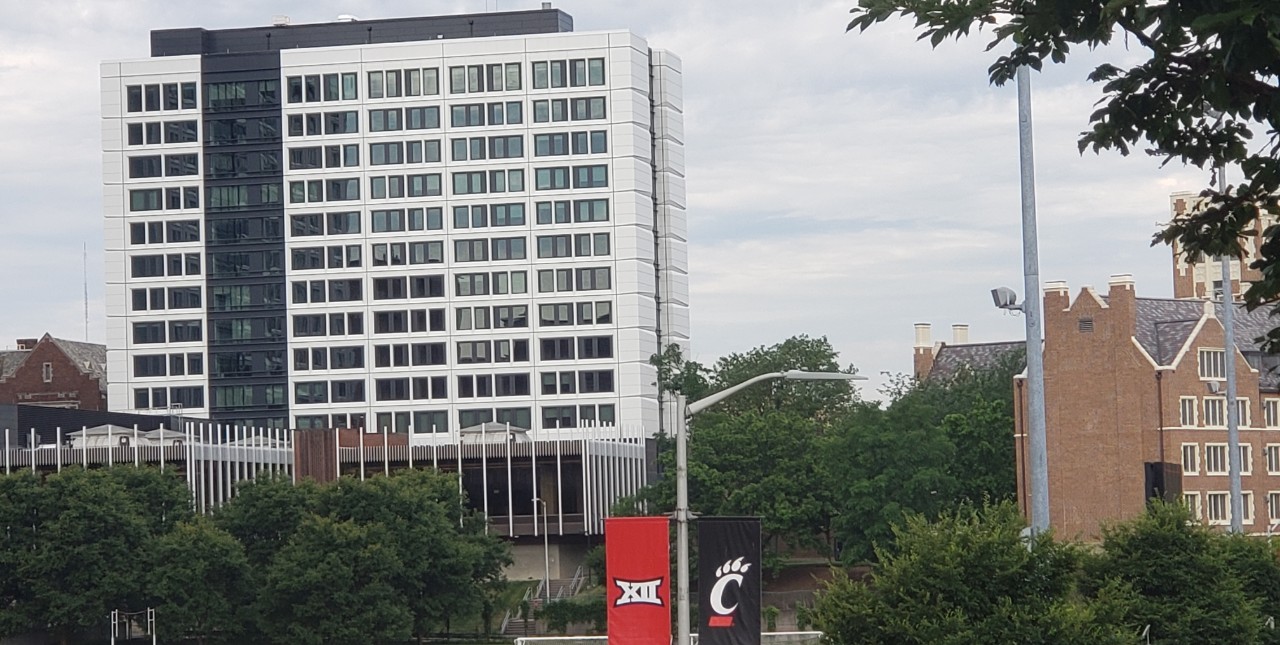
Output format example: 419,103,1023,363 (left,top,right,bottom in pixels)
0,0,1210,400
